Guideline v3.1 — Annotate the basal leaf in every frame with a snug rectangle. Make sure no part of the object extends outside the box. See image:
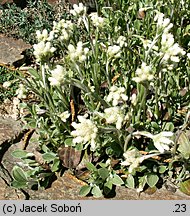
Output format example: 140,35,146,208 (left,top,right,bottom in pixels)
125,174,135,189
146,174,159,188
86,162,97,172
11,149,34,159
79,185,92,197
12,166,28,182
177,131,190,159
92,185,103,198
111,174,124,186
98,168,109,180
